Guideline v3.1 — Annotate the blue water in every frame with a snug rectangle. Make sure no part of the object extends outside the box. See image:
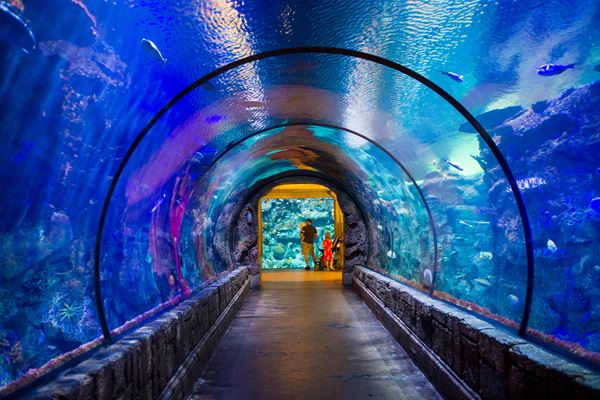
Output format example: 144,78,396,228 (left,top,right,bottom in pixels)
261,198,335,269
0,0,599,390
